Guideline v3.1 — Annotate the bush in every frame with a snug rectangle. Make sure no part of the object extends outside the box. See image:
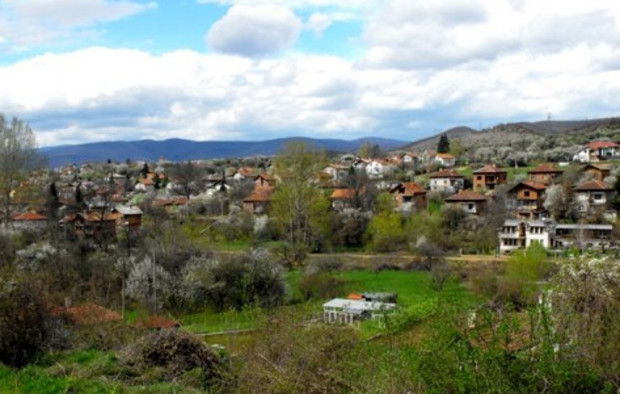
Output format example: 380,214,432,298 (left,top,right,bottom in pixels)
0,283,64,367
121,329,224,388
297,272,346,301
